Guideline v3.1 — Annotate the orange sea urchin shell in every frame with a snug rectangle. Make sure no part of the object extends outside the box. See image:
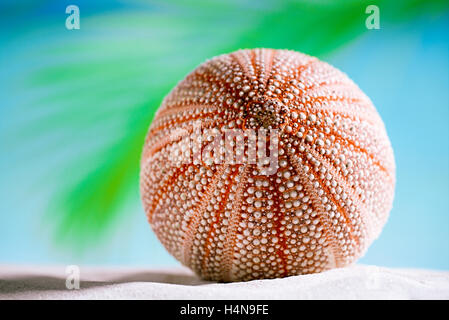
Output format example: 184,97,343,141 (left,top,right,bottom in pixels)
140,49,395,282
